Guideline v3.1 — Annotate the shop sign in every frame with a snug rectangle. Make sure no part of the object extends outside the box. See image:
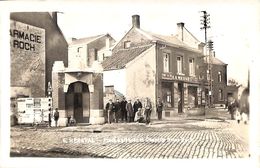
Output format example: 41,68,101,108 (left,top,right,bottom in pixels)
162,73,199,83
